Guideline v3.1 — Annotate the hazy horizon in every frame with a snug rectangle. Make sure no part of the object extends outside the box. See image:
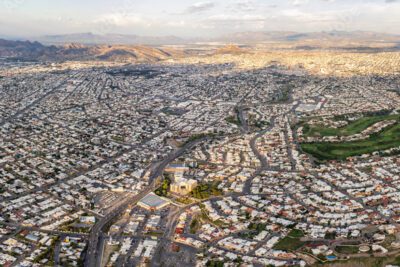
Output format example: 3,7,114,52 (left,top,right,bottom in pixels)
1,0,400,39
